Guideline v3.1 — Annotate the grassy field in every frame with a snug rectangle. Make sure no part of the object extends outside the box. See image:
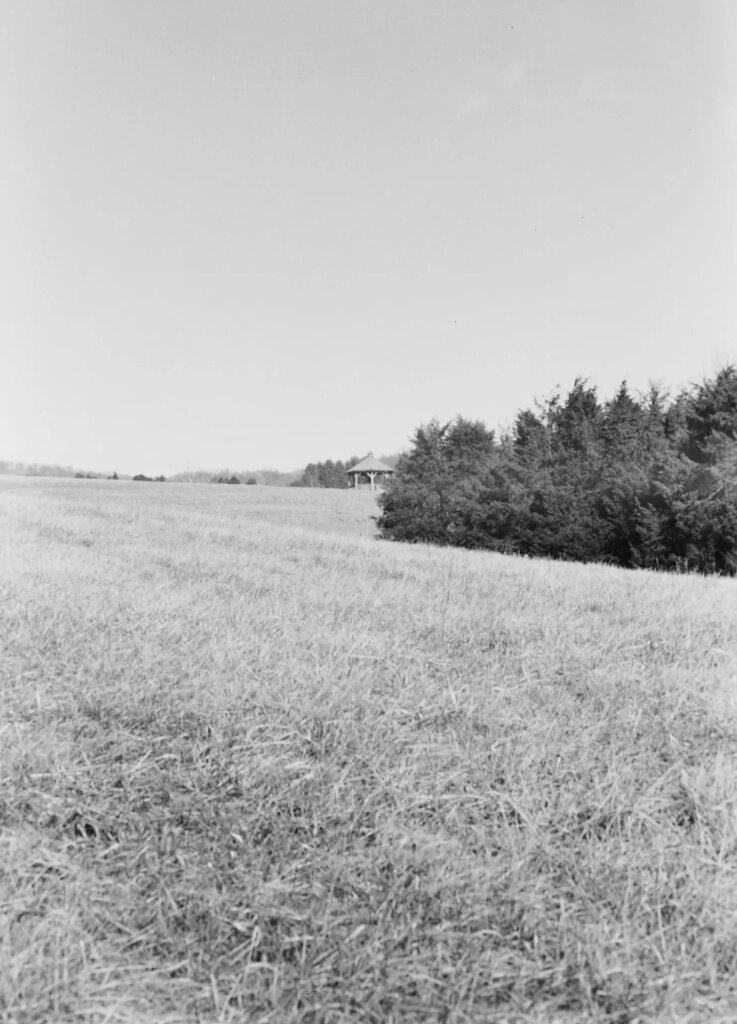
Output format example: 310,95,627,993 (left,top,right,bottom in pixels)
2,477,737,1023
